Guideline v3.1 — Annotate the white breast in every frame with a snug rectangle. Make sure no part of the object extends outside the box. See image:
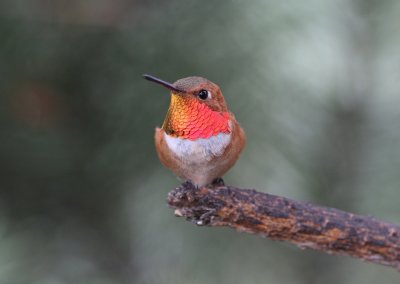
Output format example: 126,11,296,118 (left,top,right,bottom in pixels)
164,132,231,161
